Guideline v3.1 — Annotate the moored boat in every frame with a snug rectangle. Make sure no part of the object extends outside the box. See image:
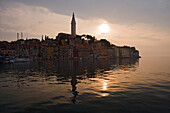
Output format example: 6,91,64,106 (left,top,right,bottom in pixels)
11,56,32,63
